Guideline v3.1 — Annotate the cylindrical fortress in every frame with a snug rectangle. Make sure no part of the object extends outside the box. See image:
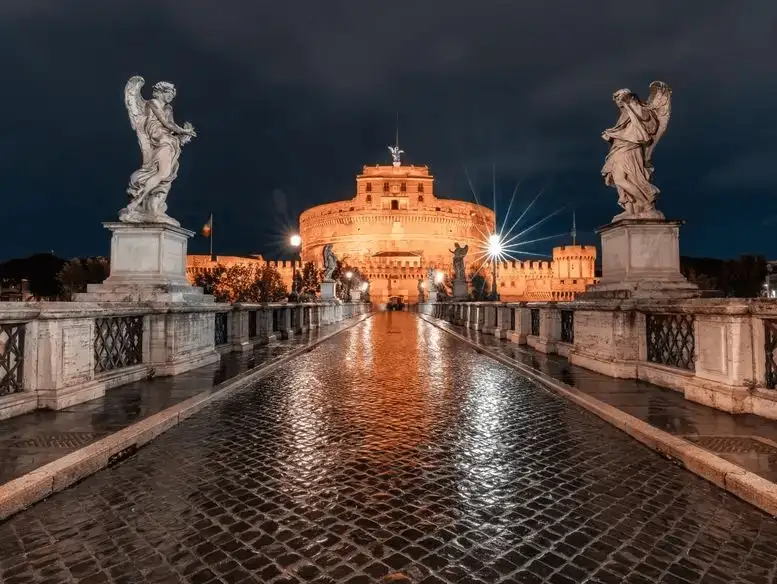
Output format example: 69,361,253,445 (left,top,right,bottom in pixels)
299,162,494,305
